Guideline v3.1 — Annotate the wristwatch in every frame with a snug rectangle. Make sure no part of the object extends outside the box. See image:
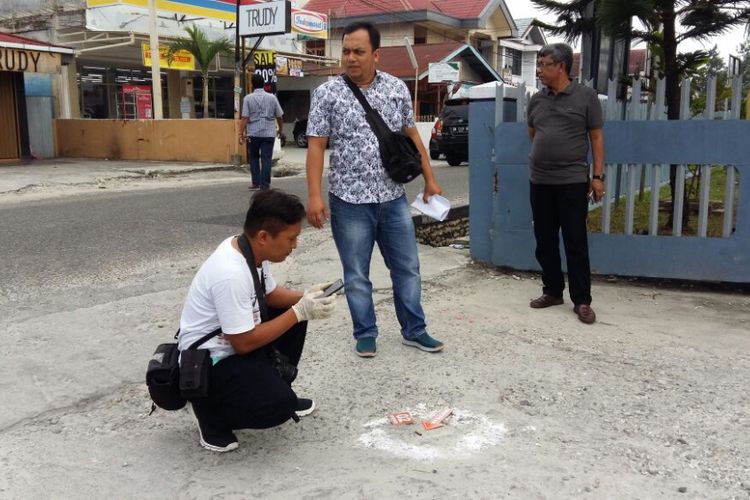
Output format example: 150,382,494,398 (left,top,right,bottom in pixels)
592,174,605,181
